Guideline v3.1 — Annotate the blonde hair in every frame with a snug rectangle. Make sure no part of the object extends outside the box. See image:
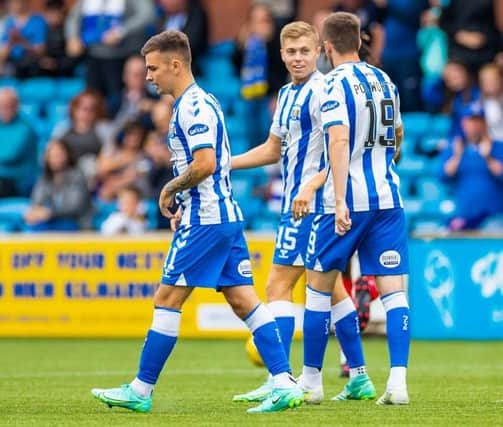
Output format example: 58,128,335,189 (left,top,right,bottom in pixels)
280,21,319,47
